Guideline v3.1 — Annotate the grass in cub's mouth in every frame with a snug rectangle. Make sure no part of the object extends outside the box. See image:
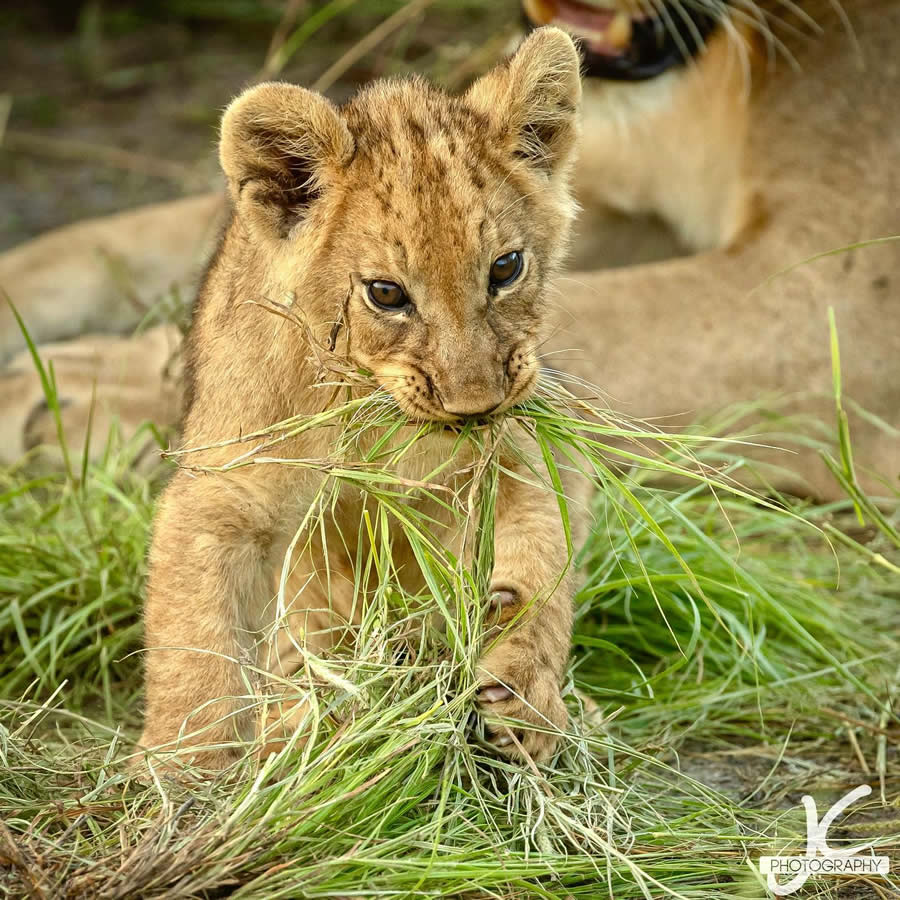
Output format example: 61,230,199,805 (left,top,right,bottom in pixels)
1,332,899,898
